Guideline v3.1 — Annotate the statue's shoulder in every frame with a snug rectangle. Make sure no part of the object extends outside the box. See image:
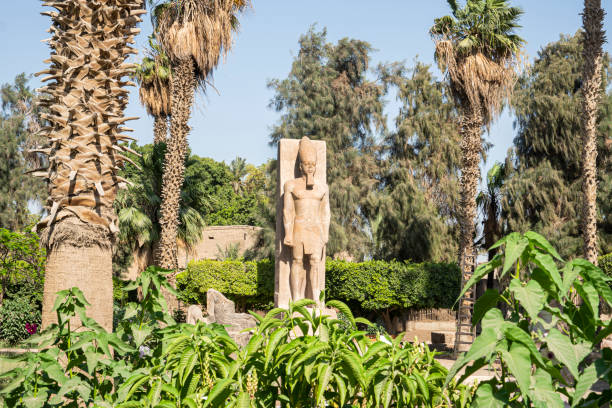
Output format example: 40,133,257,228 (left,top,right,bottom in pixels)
284,179,297,192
